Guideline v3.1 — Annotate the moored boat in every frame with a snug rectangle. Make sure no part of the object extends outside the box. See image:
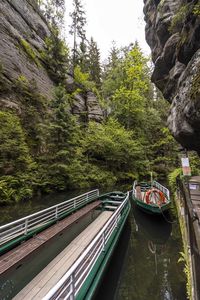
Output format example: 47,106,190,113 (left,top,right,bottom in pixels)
132,180,171,215
1,189,130,300
61,190,131,300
